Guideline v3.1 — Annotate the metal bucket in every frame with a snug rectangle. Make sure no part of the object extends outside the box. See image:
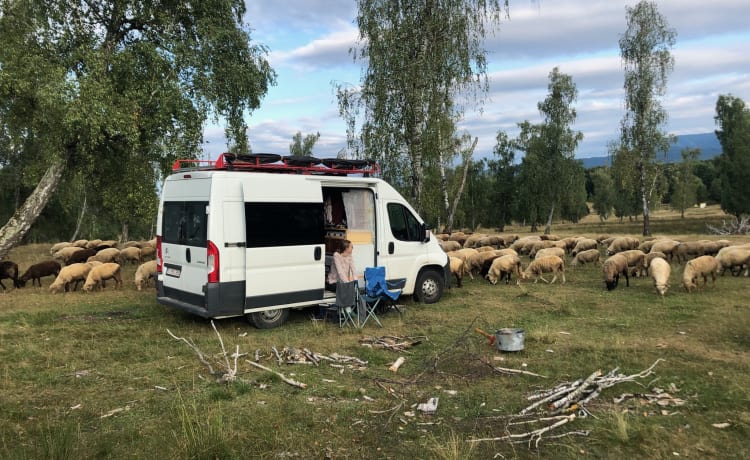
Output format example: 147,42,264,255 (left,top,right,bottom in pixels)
496,328,525,352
